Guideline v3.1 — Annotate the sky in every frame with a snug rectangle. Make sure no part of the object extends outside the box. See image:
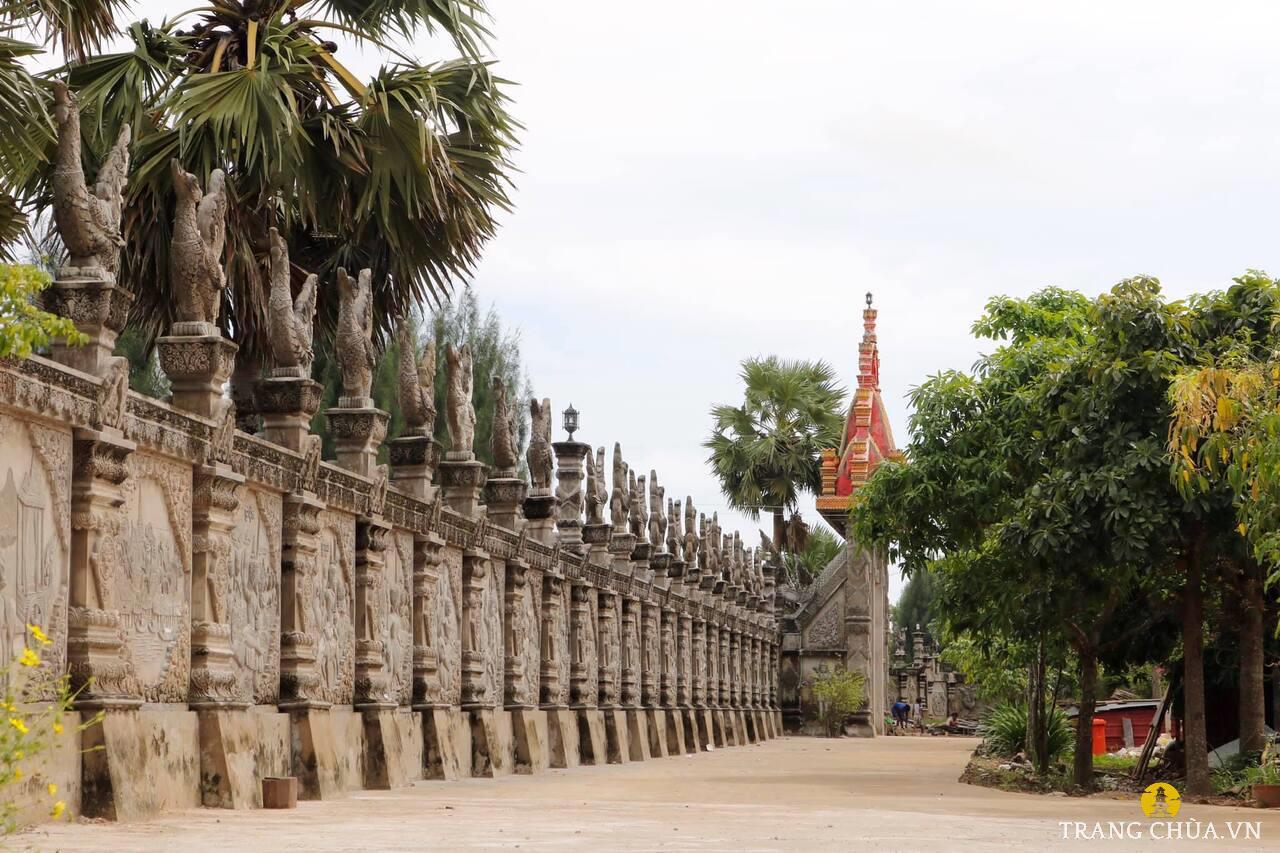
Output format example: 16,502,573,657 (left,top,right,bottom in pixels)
120,2,1280,601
